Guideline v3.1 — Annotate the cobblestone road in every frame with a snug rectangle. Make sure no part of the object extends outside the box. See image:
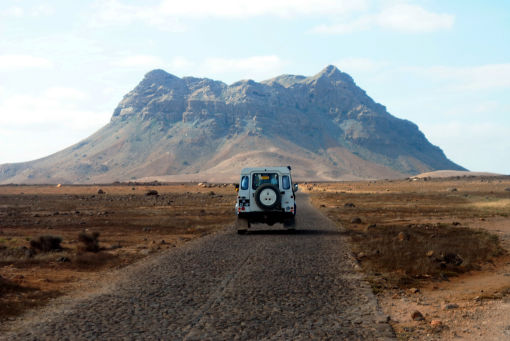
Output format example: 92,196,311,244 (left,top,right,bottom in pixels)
3,194,394,340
